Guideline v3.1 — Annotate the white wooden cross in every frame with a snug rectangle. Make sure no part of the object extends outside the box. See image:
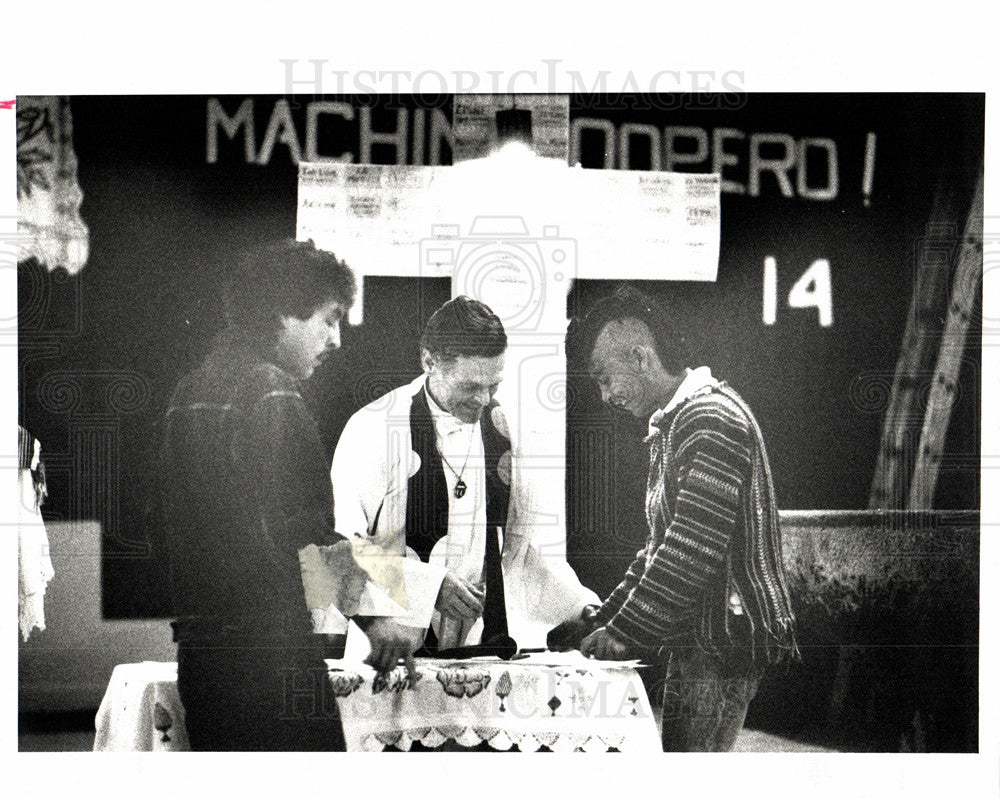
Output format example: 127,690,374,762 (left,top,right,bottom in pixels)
297,95,720,556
